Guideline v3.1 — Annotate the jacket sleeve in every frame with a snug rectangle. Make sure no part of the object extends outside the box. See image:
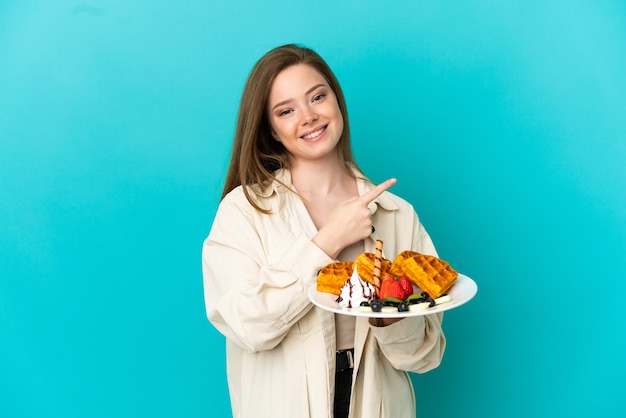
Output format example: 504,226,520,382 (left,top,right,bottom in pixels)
371,209,446,373
202,193,334,353
370,313,445,373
